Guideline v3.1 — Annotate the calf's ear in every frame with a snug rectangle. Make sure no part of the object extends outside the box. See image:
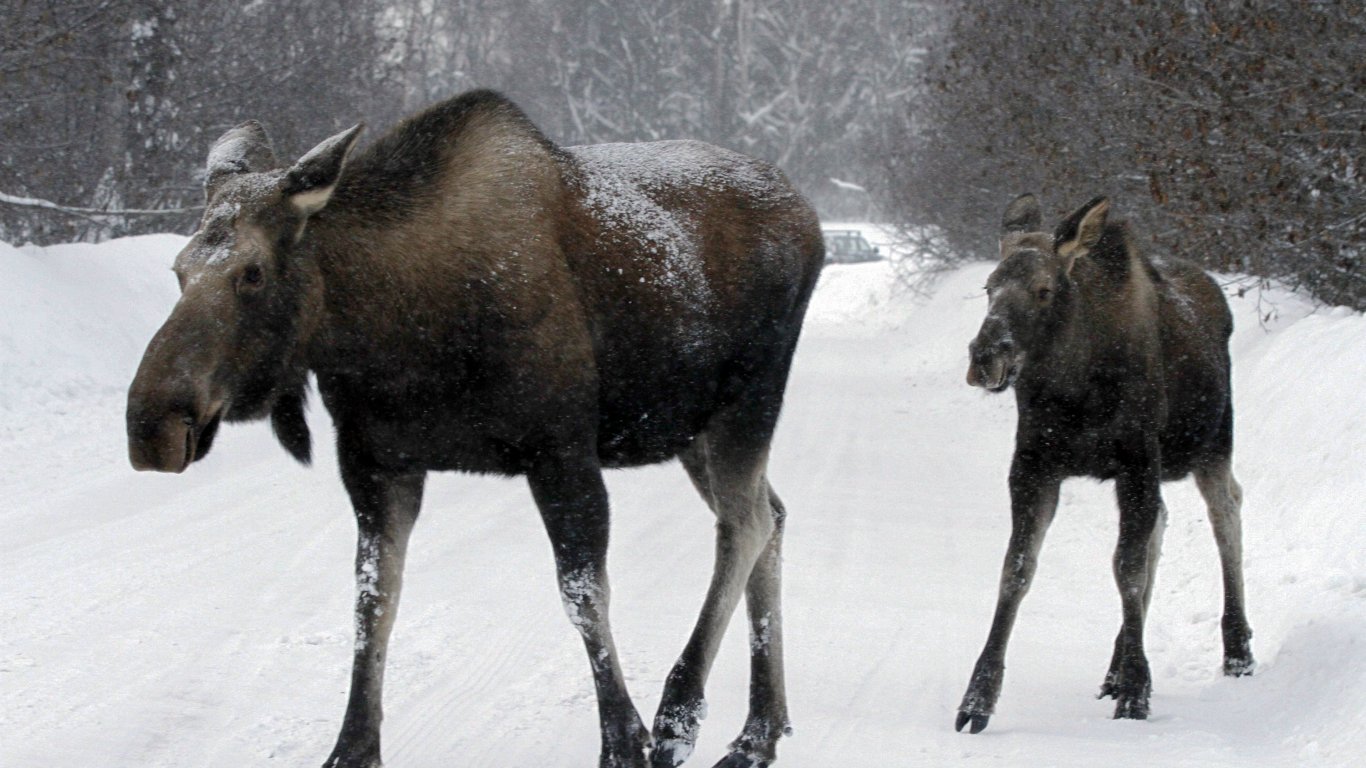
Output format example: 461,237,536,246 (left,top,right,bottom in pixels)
283,124,364,217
